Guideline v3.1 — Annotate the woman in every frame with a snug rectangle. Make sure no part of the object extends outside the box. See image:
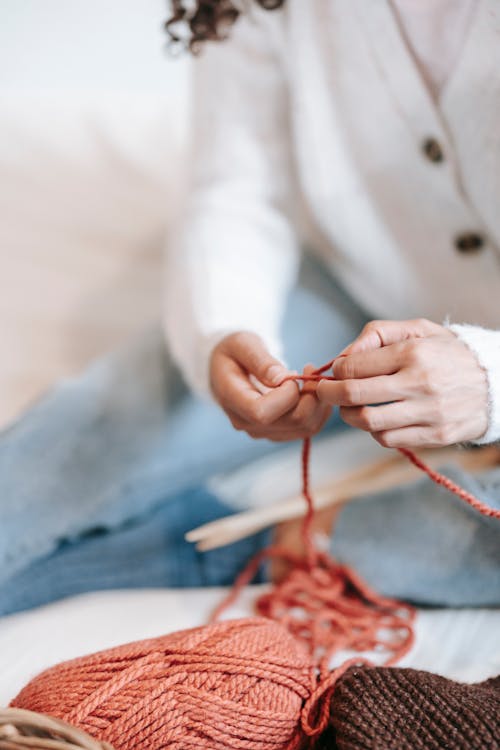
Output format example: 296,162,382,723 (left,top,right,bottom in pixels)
166,0,499,450
163,0,500,603
0,0,498,615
